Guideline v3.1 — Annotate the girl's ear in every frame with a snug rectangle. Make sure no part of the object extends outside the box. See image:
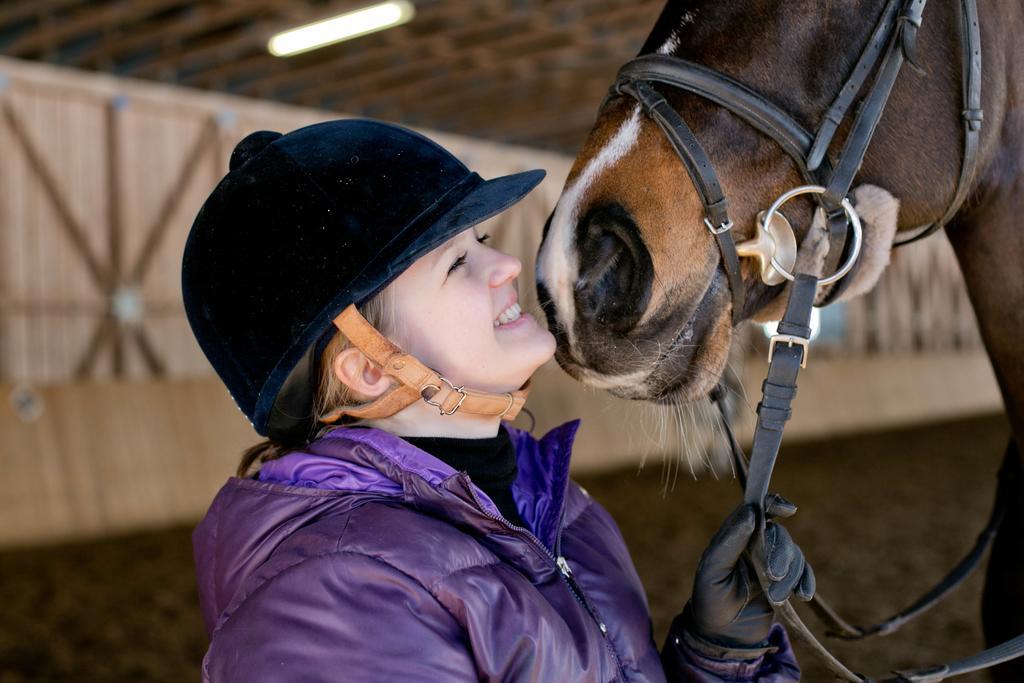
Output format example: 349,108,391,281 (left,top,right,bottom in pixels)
331,347,392,399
